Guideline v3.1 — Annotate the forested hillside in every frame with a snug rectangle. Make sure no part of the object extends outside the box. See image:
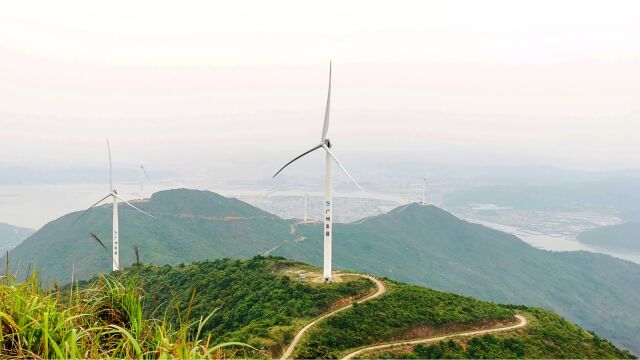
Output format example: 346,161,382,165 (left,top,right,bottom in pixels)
91,257,633,359
361,308,631,359
274,203,640,354
108,257,373,355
